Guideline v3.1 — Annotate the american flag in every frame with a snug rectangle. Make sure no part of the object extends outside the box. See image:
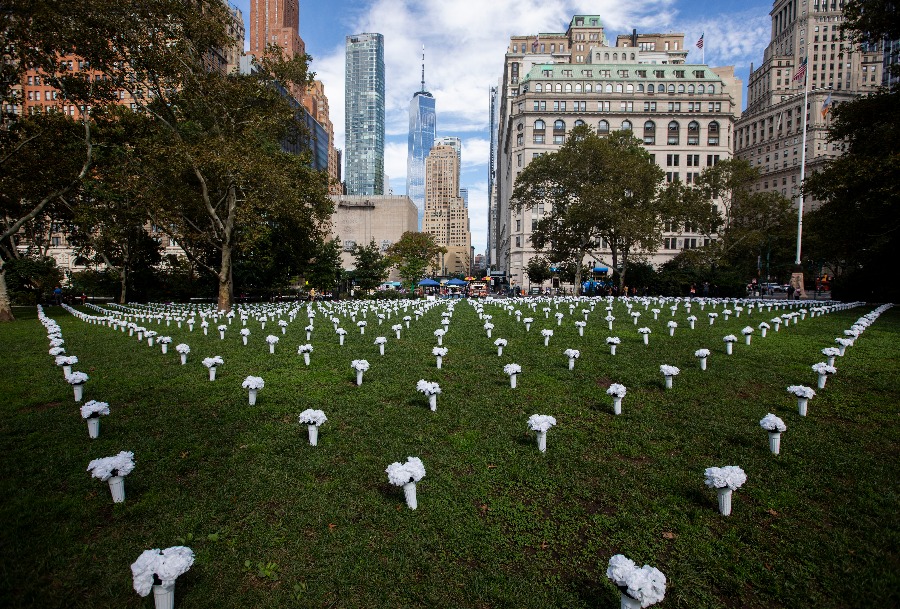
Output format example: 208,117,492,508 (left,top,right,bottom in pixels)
792,57,808,82
696,33,704,49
